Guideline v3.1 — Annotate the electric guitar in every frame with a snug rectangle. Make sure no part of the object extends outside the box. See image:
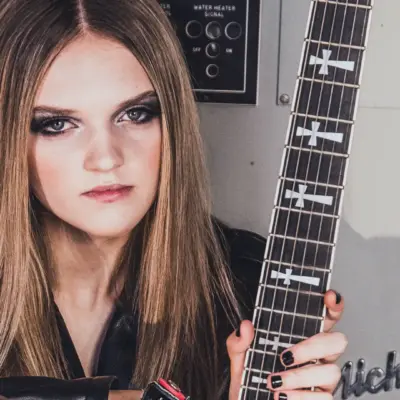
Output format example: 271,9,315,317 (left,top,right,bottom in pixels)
239,1,374,398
